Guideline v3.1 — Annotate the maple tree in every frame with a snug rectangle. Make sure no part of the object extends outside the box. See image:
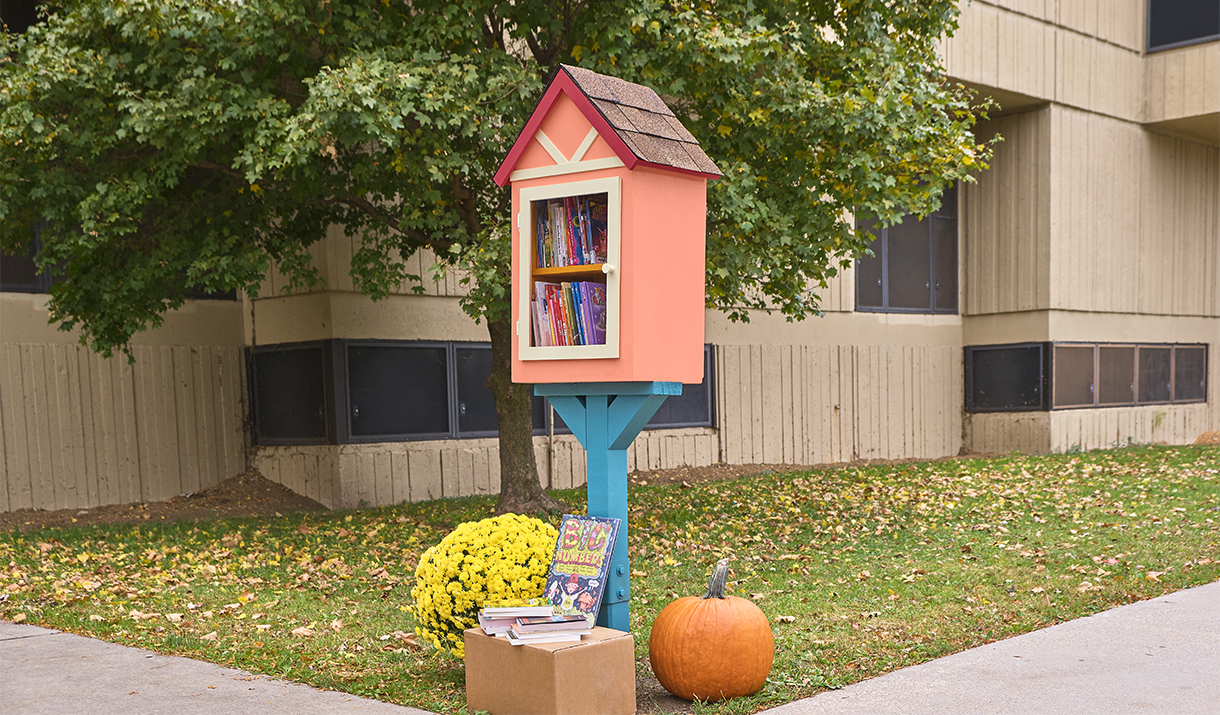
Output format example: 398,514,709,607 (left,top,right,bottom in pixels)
1,0,988,513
